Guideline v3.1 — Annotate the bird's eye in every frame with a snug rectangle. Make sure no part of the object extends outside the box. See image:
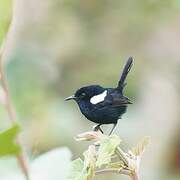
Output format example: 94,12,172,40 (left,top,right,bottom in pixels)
81,92,86,97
